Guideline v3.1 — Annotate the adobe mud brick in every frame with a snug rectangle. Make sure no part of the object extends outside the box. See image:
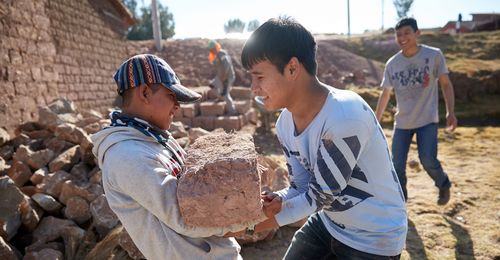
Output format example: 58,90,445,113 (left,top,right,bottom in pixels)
246,108,258,124
175,117,192,128
214,115,244,131
173,108,183,119
200,101,225,116
230,87,252,100
192,116,215,131
181,104,198,118
234,100,252,115
177,132,264,227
